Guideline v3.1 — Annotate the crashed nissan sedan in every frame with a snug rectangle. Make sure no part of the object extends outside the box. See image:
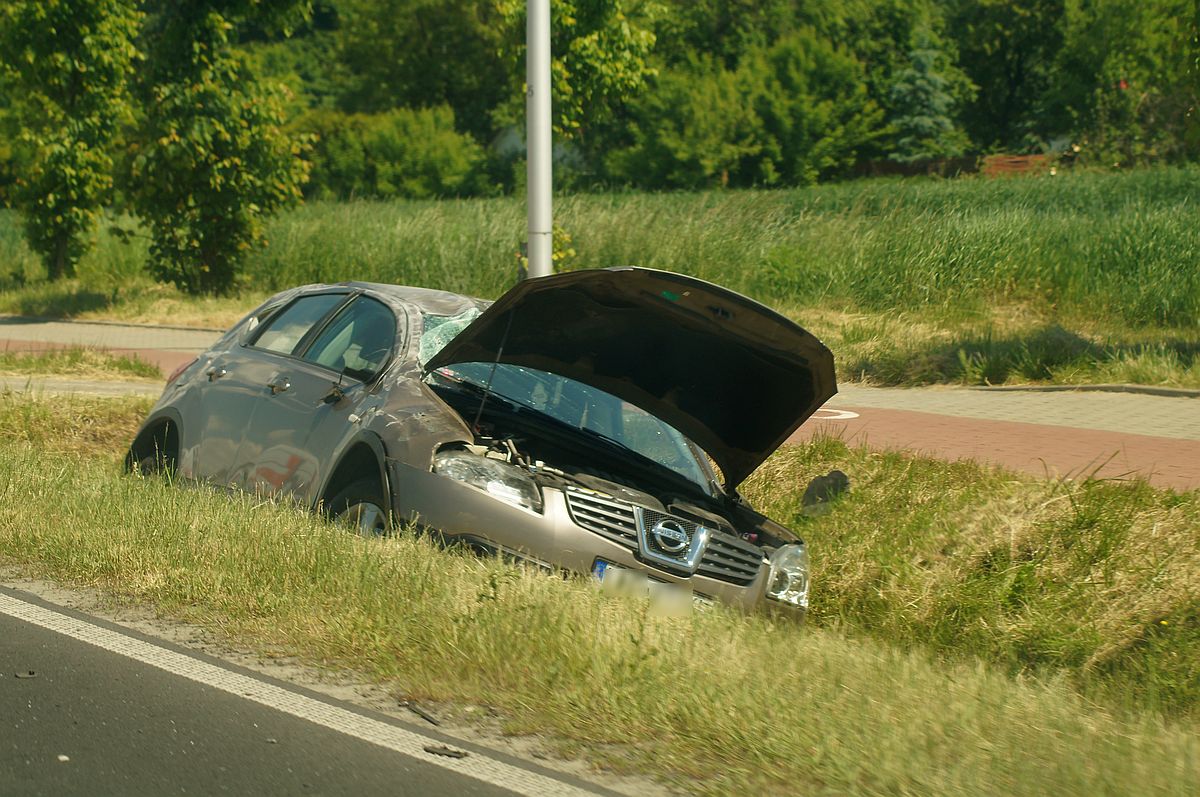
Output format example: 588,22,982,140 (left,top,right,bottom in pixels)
127,268,836,617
